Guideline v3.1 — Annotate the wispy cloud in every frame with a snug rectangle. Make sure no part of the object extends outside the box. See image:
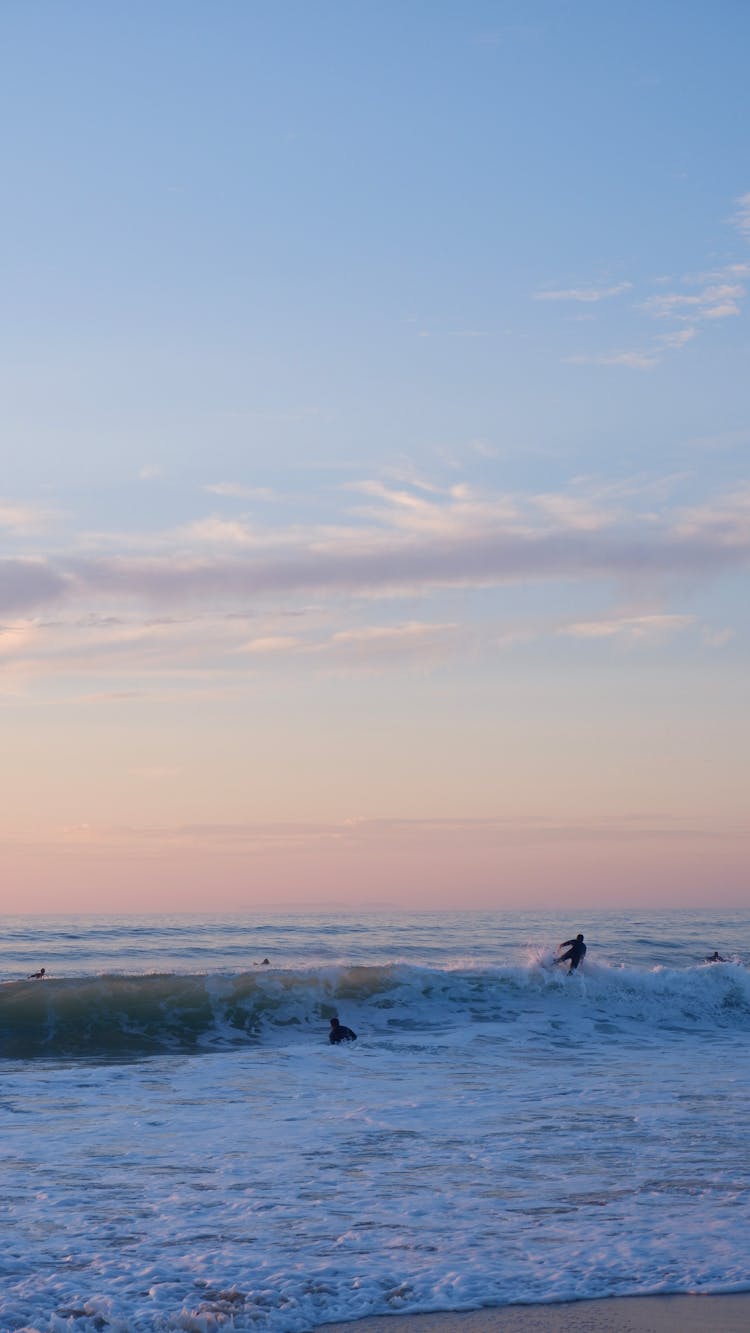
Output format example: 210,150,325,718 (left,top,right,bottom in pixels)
731,191,750,238
534,281,632,303
0,621,37,656
561,613,695,640
24,811,747,854
0,500,61,536
562,266,745,369
530,492,618,530
238,634,303,655
10,479,750,618
183,516,260,546
2,476,747,691
238,621,460,668
702,626,734,649
205,482,276,500
673,485,750,546
658,327,698,350
564,350,659,371
642,281,744,322
49,484,748,629
318,621,461,670
546,195,750,369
